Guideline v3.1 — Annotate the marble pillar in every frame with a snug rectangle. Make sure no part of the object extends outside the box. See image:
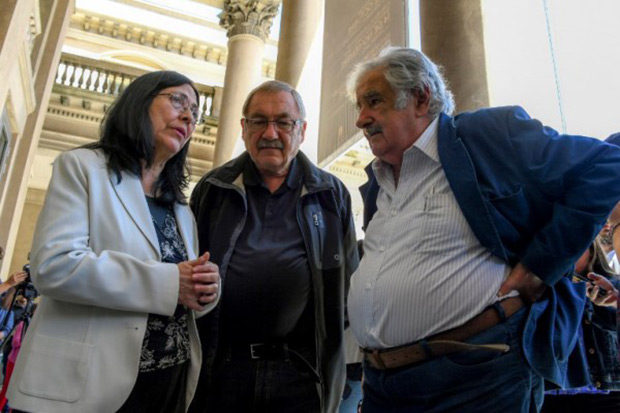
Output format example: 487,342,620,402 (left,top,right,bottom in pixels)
212,0,281,167
420,0,489,112
275,0,322,88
